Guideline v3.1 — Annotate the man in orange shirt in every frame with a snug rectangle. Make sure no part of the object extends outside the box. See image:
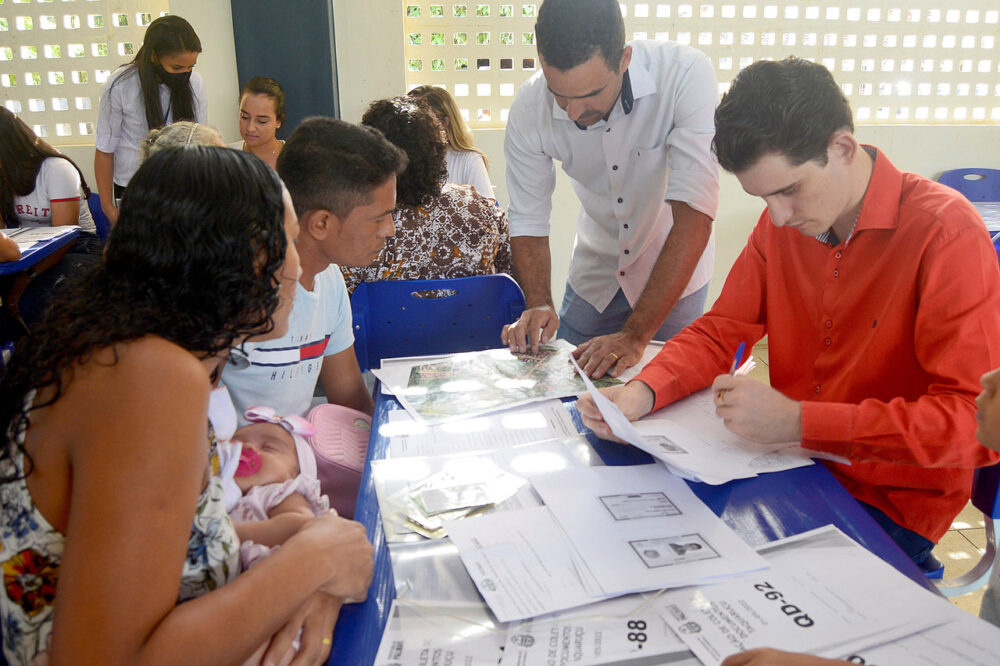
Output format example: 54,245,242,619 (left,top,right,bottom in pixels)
579,57,1000,569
